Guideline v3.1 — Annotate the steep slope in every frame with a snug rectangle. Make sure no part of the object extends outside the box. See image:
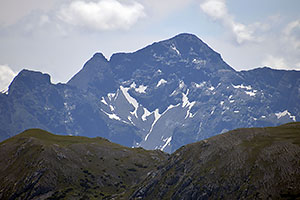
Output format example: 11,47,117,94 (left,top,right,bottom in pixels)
131,122,300,199
1,33,300,153
0,129,168,200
